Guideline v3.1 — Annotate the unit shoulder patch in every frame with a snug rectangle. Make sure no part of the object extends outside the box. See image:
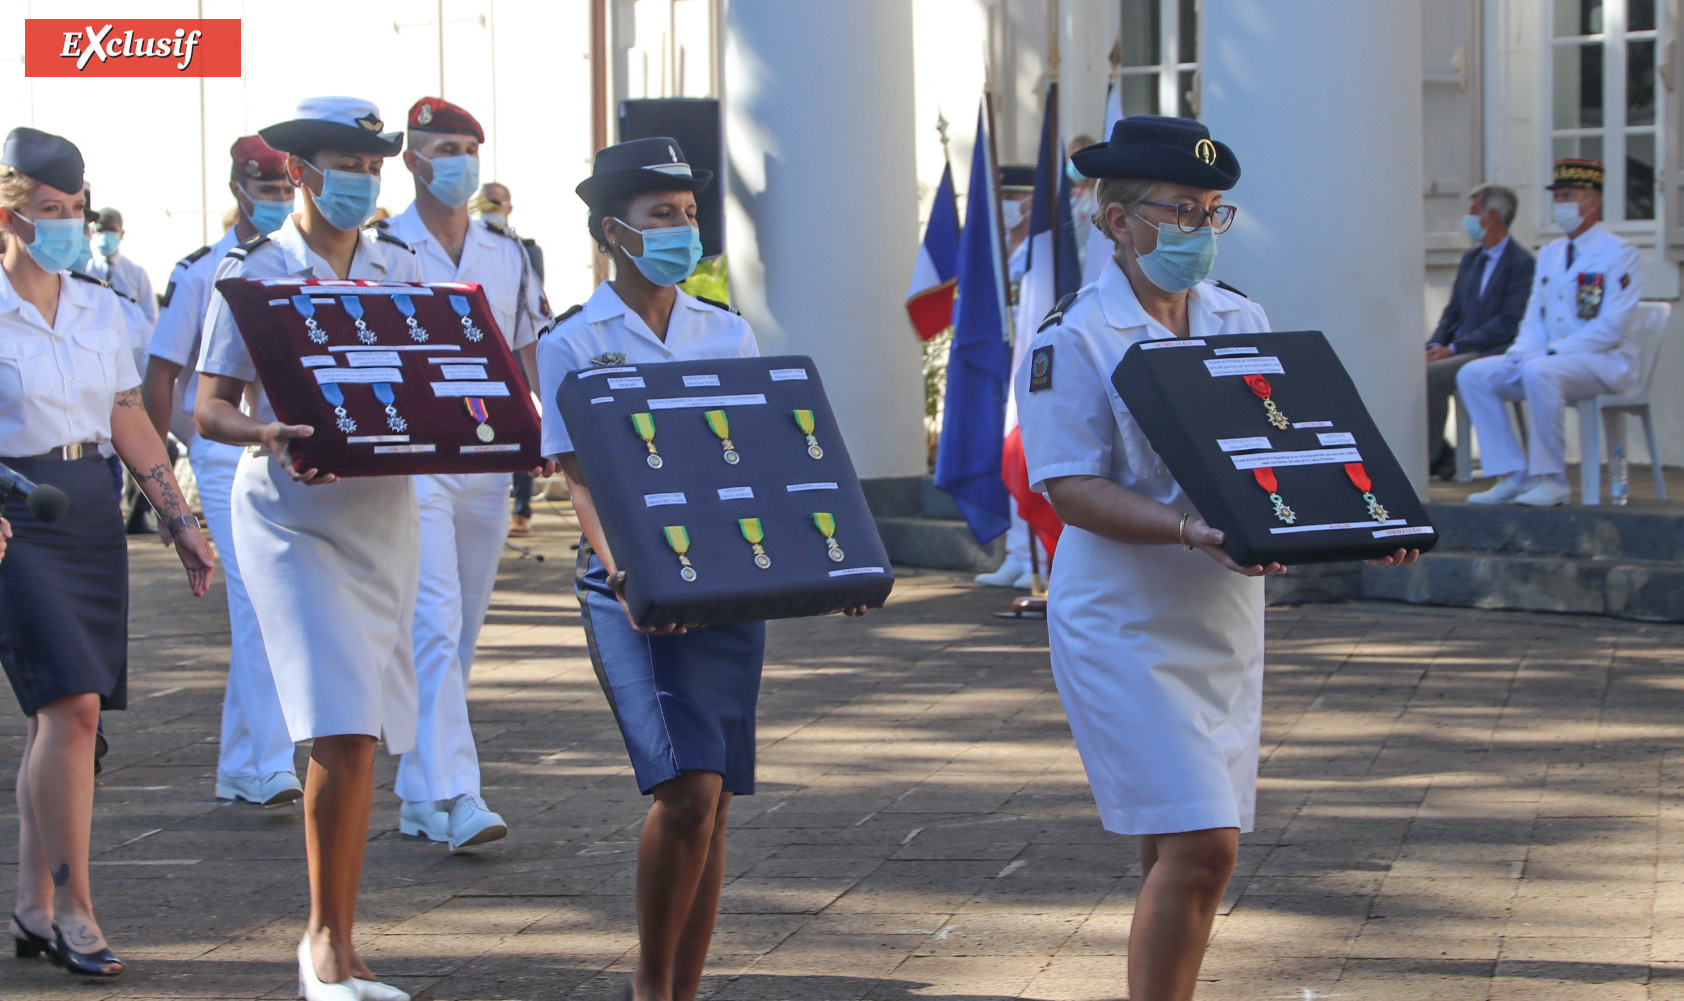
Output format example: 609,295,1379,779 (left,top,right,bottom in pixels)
1038,291,1079,333
159,280,177,310
1029,345,1055,392
1621,273,1632,290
